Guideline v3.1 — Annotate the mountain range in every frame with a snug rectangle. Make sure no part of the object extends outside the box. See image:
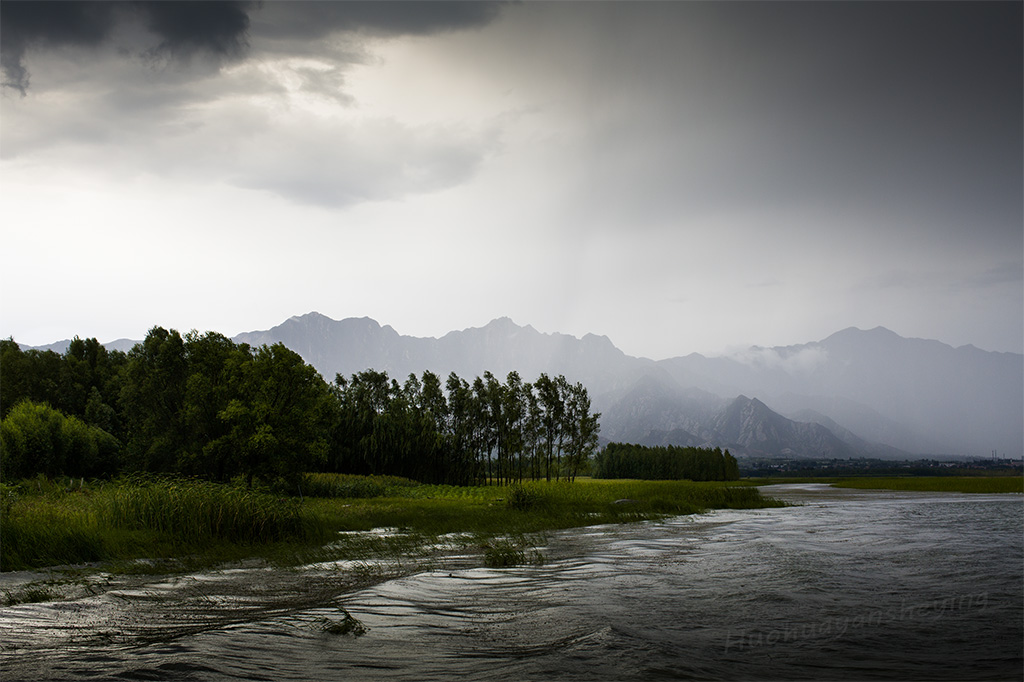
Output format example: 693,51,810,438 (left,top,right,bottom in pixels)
25,313,1024,460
